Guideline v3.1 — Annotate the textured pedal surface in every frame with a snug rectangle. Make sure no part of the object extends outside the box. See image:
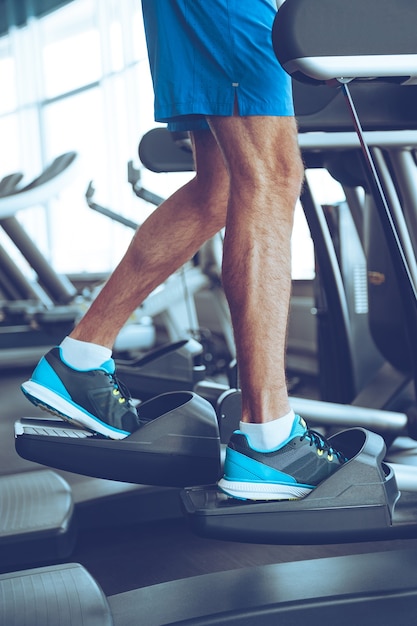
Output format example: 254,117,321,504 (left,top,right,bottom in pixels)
16,418,94,438
0,563,113,626
0,469,76,569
